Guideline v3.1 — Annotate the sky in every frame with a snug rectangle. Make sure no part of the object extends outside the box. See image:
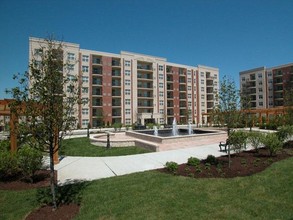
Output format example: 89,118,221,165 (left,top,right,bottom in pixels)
0,0,293,99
